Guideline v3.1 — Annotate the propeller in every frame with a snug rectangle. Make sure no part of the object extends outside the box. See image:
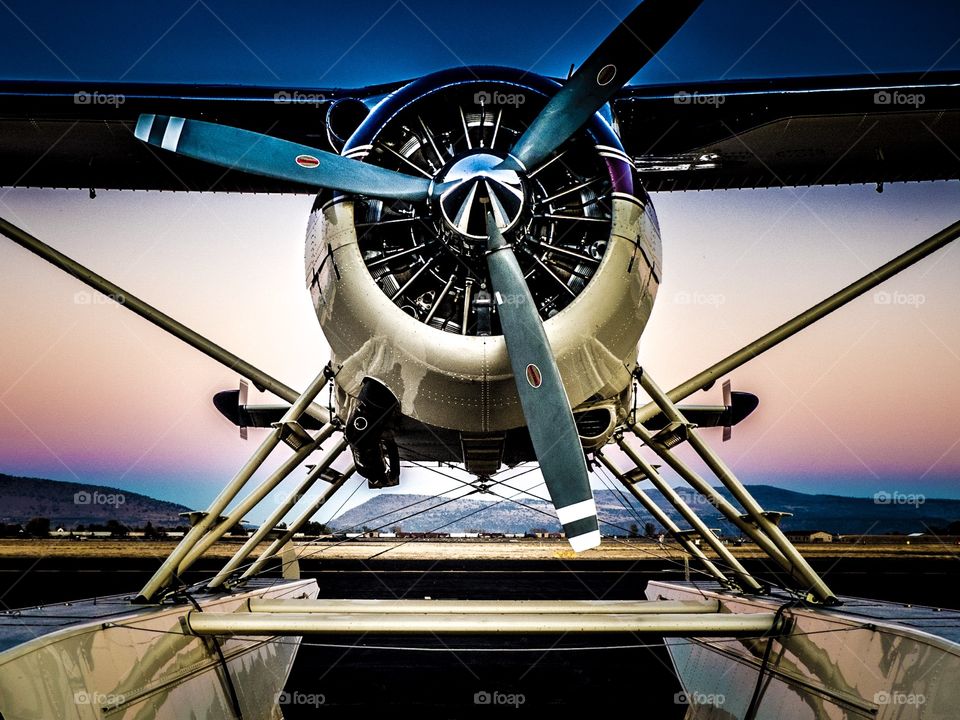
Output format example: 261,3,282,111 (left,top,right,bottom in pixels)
722,379,732,442
238,379,249,441
134,114,432,201
502,0,703,172
484,211,599,551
